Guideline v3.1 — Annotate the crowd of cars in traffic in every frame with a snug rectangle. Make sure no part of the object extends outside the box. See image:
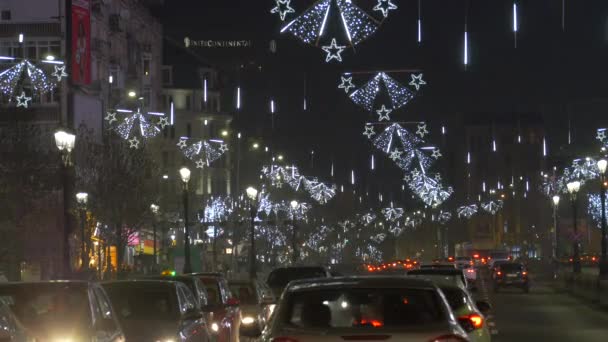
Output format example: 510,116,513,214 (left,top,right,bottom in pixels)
0,256,532,341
